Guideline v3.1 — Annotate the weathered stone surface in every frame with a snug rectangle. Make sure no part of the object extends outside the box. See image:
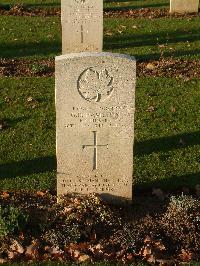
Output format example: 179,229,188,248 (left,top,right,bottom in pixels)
61,0,103,54
56,52,136,204
170,0,199,13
